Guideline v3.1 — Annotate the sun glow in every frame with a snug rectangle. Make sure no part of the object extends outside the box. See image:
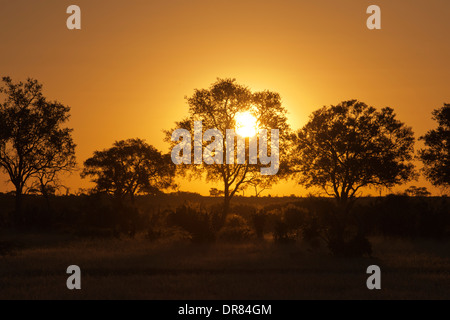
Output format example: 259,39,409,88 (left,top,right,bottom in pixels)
235,111,258,137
